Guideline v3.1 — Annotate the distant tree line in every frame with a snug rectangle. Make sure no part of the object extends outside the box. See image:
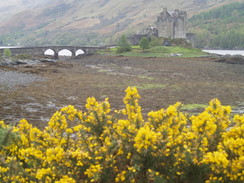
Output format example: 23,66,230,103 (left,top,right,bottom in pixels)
189,2,244,49
210,30,244,49
191,2,244,22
